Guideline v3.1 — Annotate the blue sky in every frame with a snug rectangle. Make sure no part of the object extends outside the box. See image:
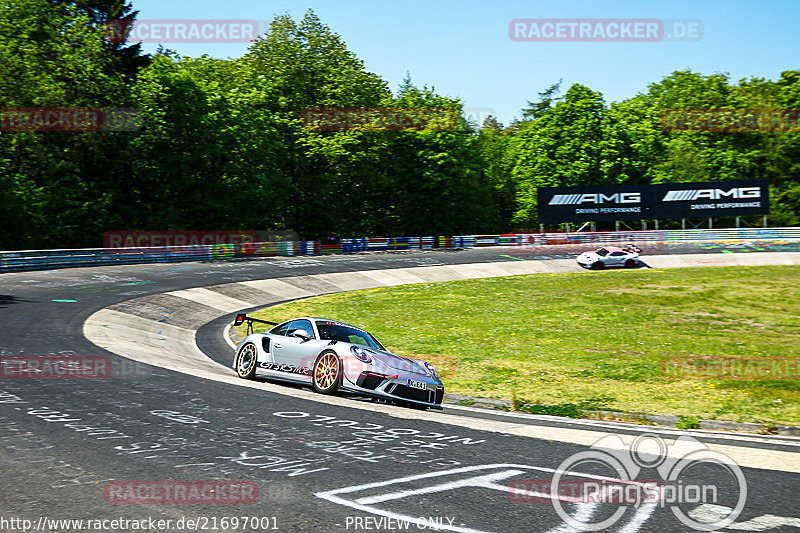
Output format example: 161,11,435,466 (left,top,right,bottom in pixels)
129,0,800,125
